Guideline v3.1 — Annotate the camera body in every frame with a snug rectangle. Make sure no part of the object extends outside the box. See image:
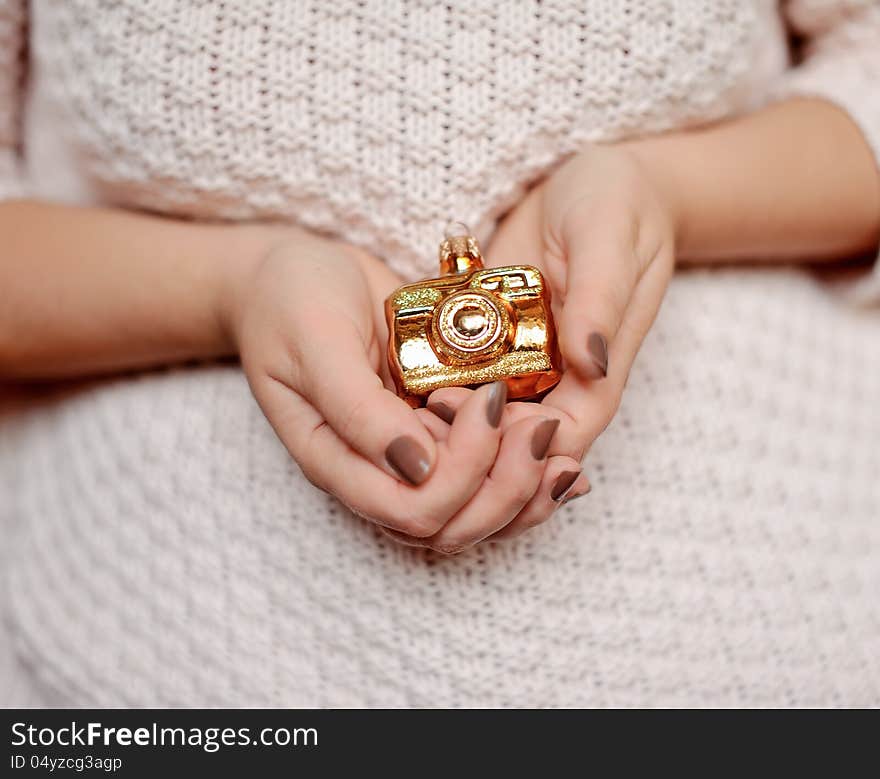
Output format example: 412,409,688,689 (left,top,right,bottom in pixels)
386,231,562,407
